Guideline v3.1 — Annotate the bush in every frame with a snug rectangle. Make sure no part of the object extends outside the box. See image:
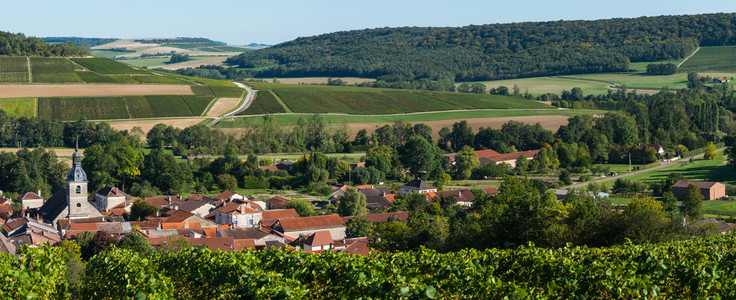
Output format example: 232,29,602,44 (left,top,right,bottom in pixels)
243,176,269,189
